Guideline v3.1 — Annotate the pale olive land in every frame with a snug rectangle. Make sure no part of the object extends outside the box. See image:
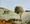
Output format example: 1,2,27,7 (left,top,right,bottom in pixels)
0,7,30,23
